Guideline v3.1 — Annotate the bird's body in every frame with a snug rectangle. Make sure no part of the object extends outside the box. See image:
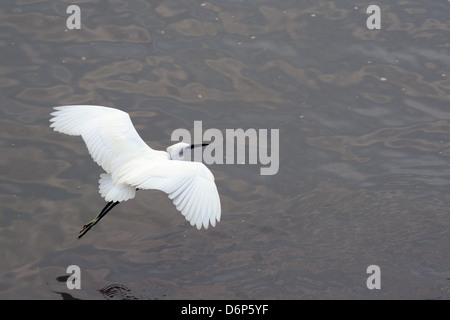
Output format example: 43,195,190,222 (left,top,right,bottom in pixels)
50,105,220,238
